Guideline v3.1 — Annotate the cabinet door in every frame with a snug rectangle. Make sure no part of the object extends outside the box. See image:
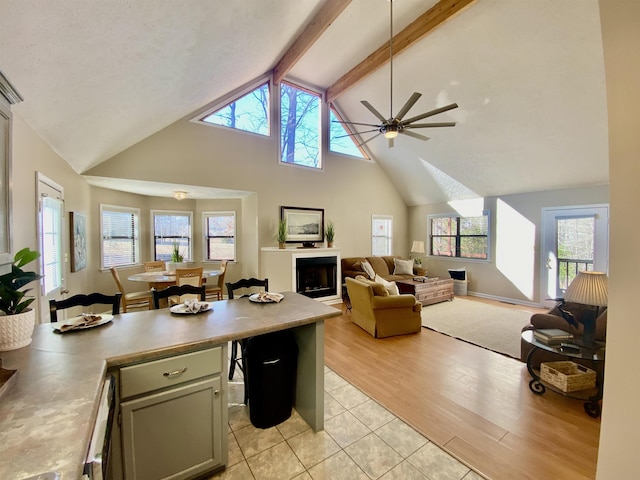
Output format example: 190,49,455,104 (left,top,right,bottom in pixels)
121,376,222,480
